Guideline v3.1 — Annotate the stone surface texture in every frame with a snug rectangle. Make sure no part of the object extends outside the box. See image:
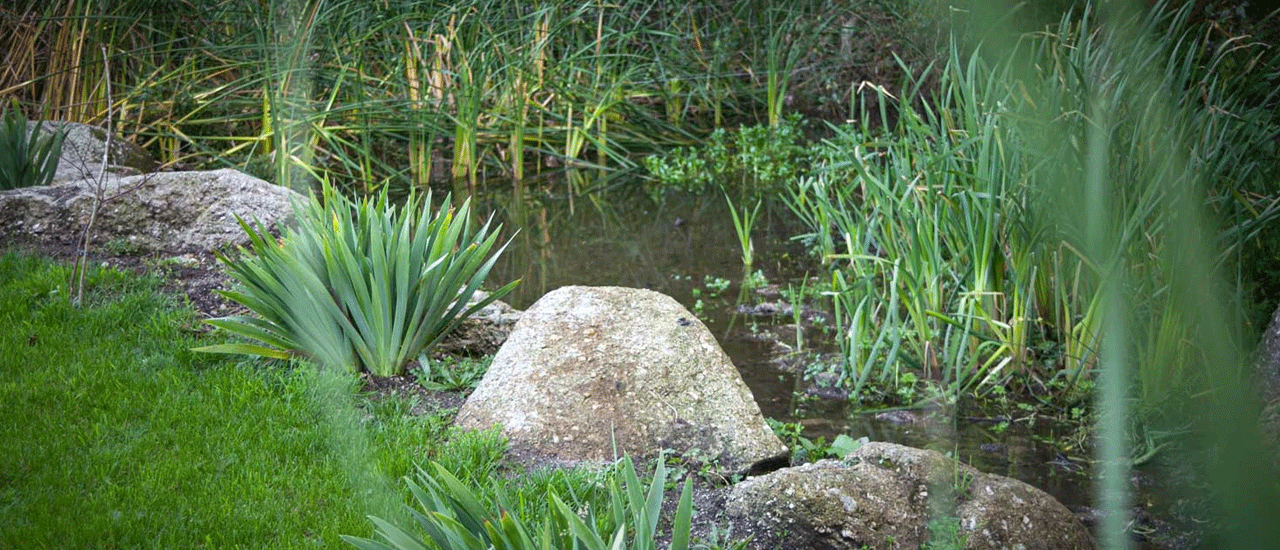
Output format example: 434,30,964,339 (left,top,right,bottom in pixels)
1256,303,1280,466
29,121,158,184
726,442,1097,550
1258,303,1280,403
0,168,302,253
2,121,301,254
454,285,788,474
